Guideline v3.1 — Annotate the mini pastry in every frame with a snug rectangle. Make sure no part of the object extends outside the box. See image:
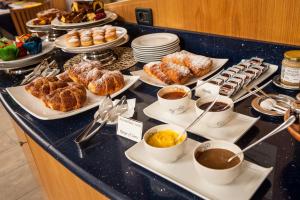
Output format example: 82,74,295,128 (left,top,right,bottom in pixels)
105,27,116,33
92,29,105,37
80,29,92,38
80,36,93,46
0,44,19,61
15,34,32,43
104,32,117,42
93,35,105,45
67,36,80,47
23,36,42,55
15,42,27,57
66,30,79,39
